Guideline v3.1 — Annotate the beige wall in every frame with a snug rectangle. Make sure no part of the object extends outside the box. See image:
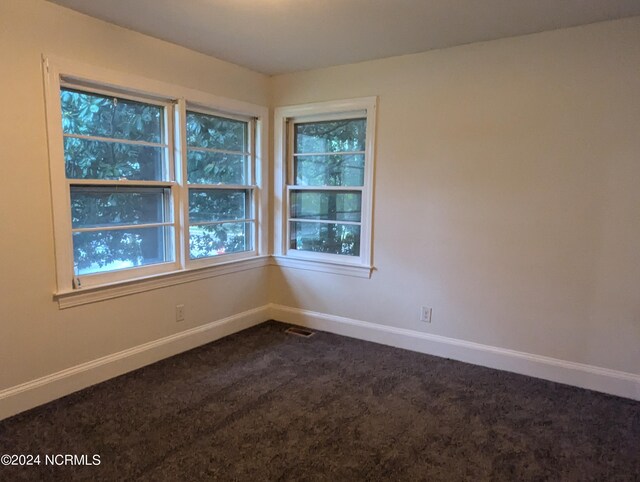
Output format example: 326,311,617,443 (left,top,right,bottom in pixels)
1,0,638,402
270,17,640,374
0,0,270,390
